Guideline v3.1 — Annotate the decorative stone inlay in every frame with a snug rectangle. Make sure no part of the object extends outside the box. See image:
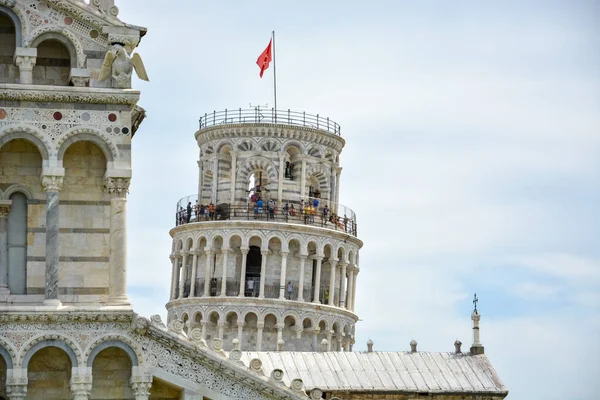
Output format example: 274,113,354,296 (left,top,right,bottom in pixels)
0,86,141,107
